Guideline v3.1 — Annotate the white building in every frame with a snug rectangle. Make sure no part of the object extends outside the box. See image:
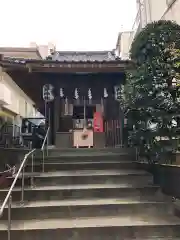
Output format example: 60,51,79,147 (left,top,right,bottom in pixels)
136,0,180,29
0,68,36,118
0,47,42,60
116,31,133,60
0,47,43,129
29,42,56,59
116,0,180,59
